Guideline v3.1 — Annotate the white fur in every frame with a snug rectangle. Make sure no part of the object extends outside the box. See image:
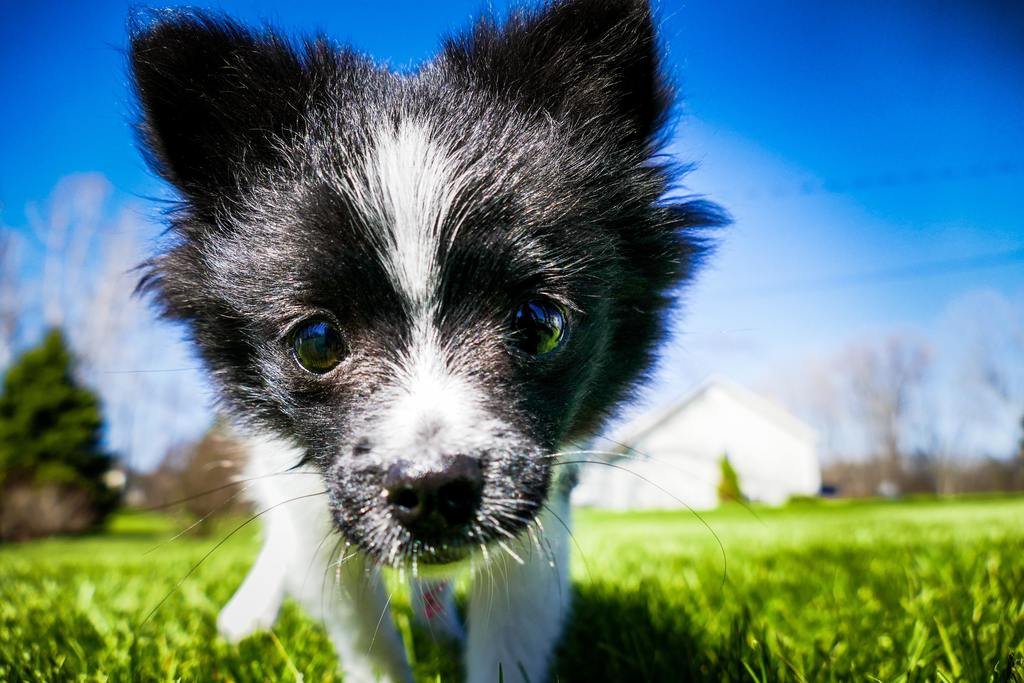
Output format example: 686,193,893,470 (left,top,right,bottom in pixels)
218,121,570,682
465,491,572,683
353,119,467,304
377,321,501,465
218,434,413,683
349,120,497,469
218,433,571,683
